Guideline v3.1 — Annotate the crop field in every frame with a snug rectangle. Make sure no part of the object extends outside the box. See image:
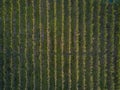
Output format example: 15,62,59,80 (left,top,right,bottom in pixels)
0,0,120,90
